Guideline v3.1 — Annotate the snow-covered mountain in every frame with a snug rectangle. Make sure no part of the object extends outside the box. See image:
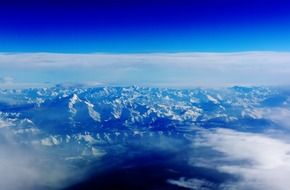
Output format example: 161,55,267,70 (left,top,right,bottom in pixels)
0,86,289,150
1,86,290,190
1,86,289,147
